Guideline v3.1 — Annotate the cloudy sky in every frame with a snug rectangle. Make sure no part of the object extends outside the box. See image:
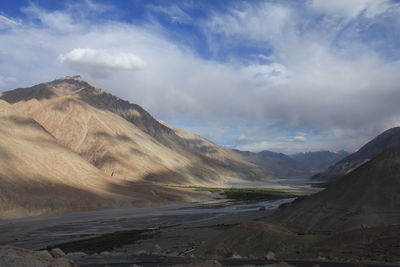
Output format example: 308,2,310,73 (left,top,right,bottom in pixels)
1,0,400,154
